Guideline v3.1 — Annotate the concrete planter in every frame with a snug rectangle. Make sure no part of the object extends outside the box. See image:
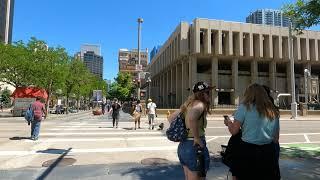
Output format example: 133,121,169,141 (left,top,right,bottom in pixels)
92,109,102,115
